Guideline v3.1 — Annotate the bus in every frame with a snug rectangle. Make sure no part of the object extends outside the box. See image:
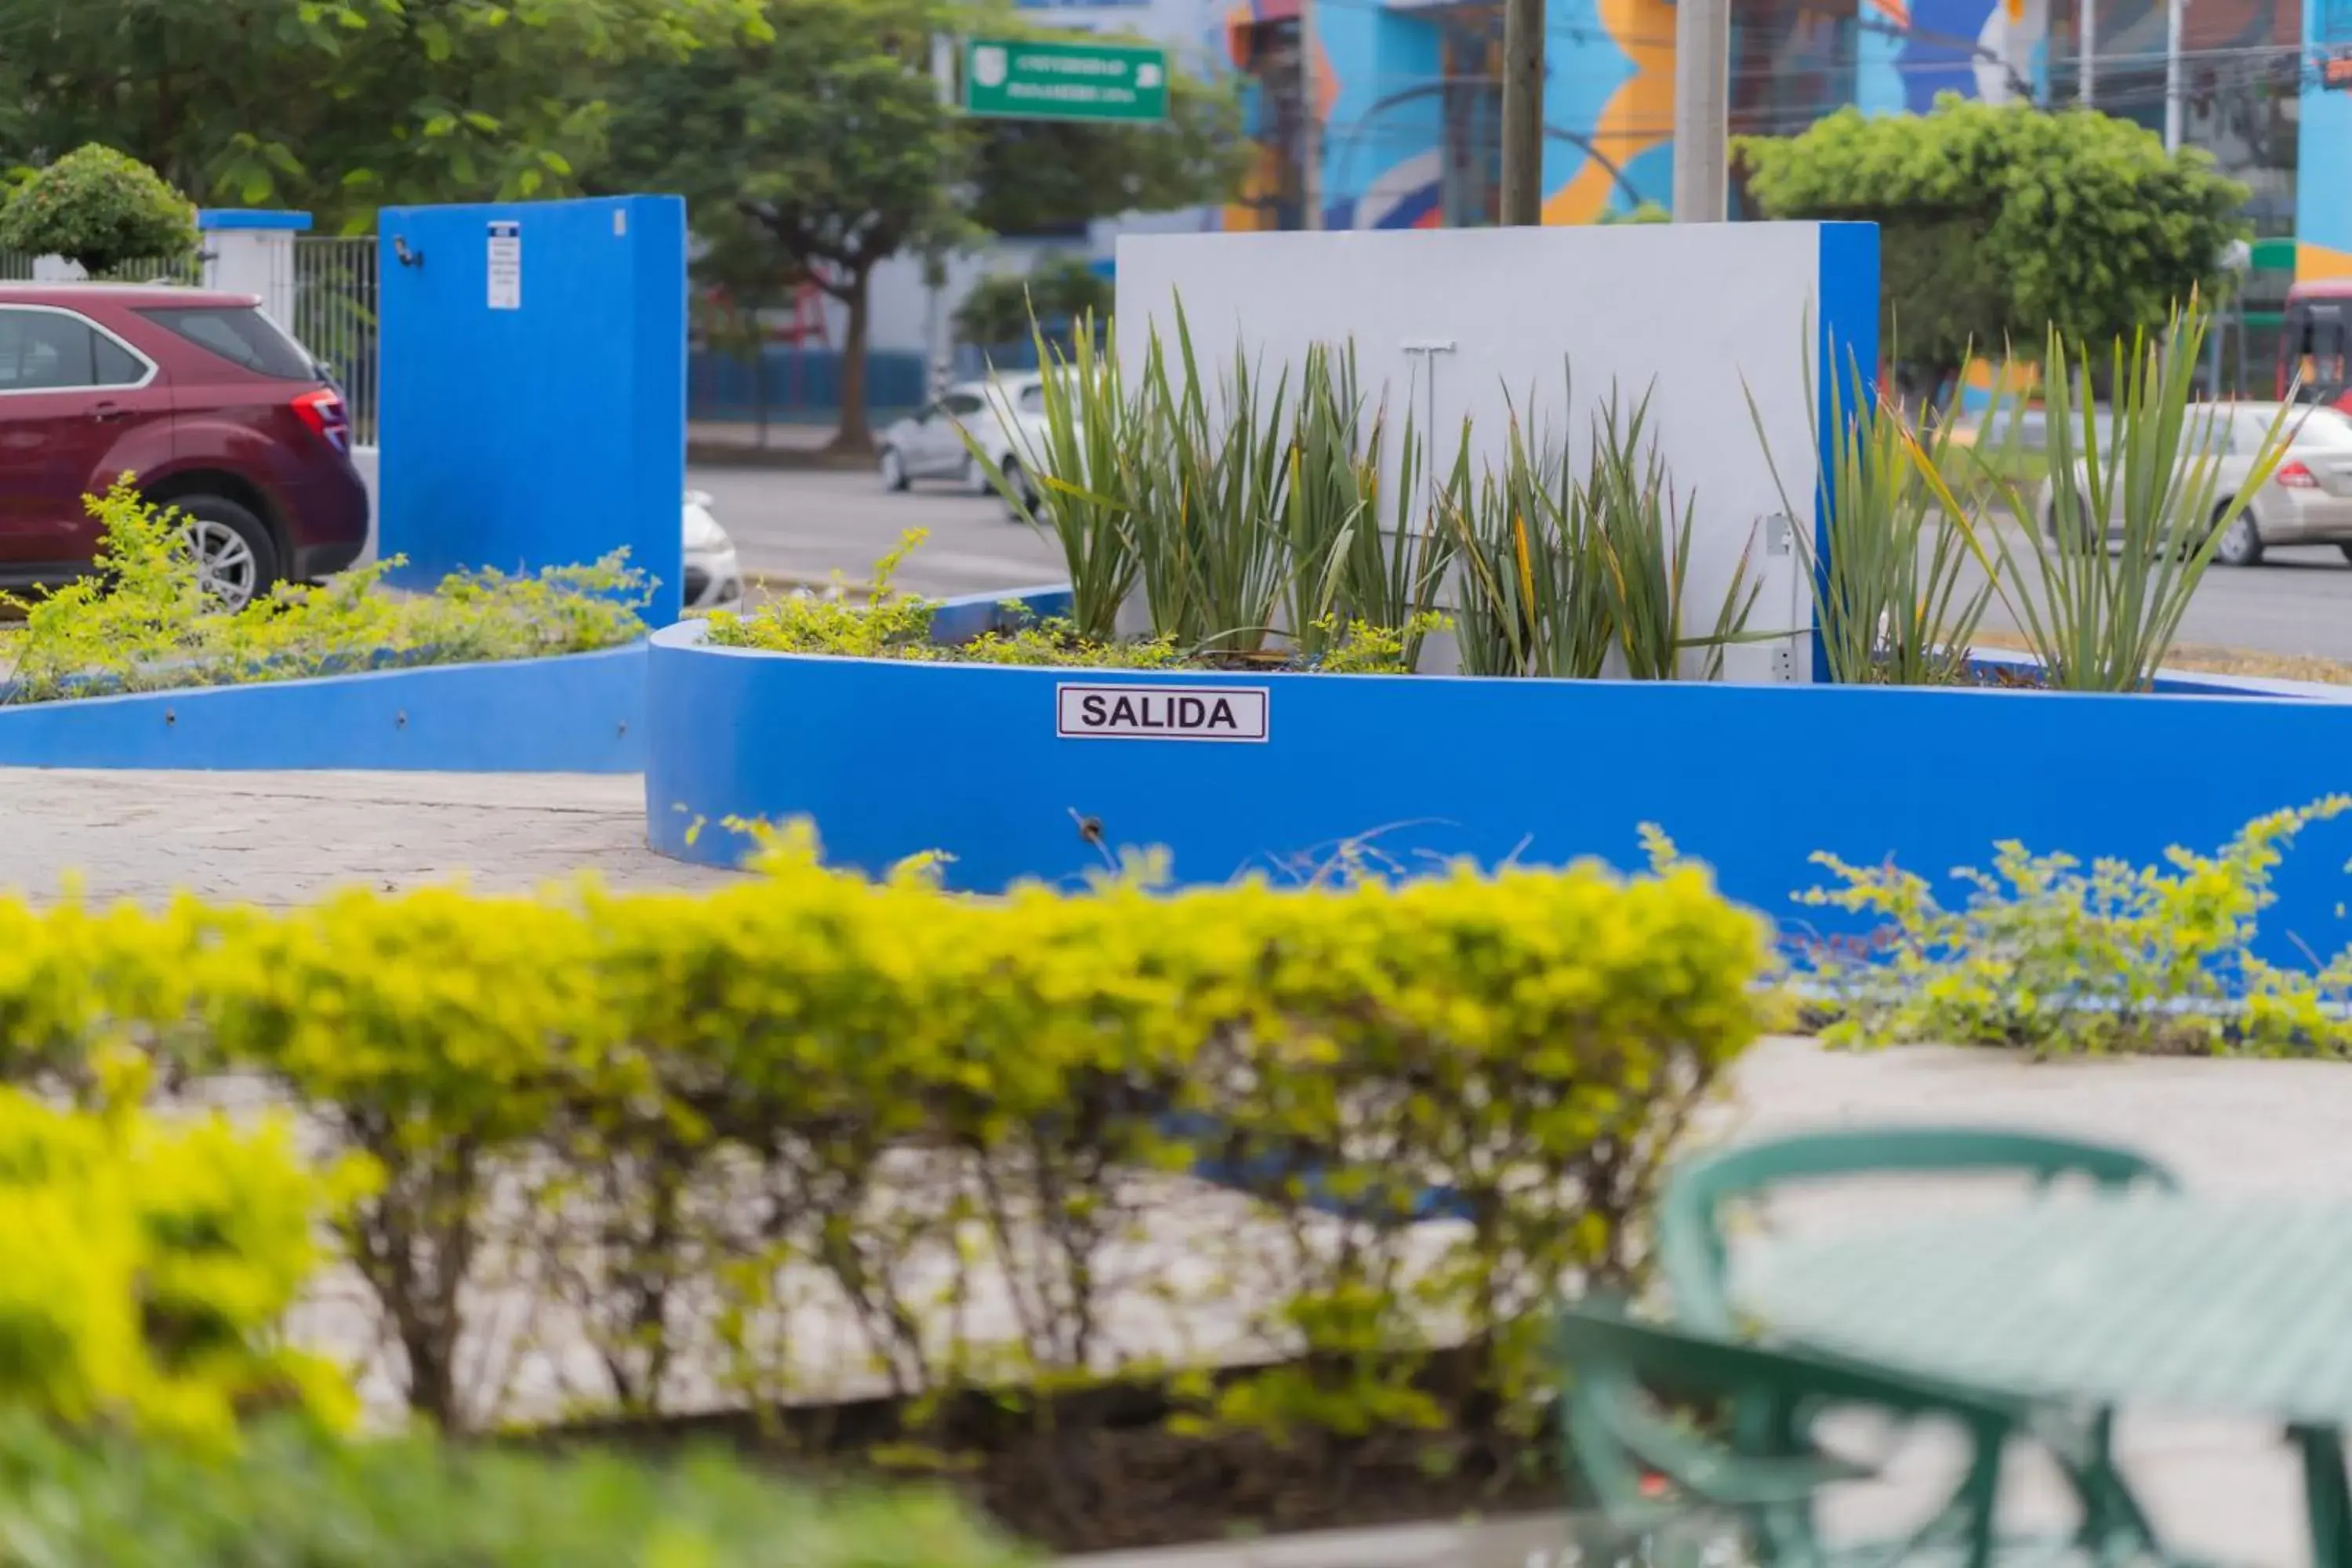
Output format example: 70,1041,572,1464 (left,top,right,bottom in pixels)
2279,279,2352,409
